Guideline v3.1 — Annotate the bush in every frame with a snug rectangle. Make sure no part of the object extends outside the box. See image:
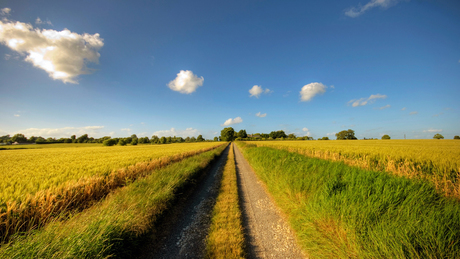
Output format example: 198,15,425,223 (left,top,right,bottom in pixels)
118,139,127,146
433,134,444,139
102,139,117,146
131,139,138,145
382,134,391,140
454,136,460,140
